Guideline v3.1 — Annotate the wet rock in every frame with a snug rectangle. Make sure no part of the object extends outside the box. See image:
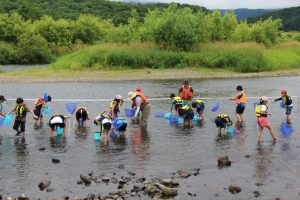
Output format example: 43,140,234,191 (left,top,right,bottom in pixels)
52,158,60,164
63,195,69,200
136,177,146,183
118,184,124,189
77,180,83,185
115,197,124,200
255,182,263,187
144,184,160,196
214,193,219,197
38,147,46,151
80,174,91,185
254,190,261,198
46,188,55,192
88,172,93,176
131,184,145,193
38,180,51,191
218,156,231,167
177,170,191,178
128,171,136,176
17,194,29,200
161,179,179,187
0,193,2,200
86,193,95,200
111,177,118,184
102,177,110,183
118,164,125,169
7,197,14,200
155,183,178,197
245,155,250,158
228,185,241,194
188,192,192,196
33,197,40,200
74,197,82,200
130,192,137,197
